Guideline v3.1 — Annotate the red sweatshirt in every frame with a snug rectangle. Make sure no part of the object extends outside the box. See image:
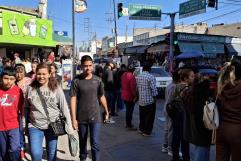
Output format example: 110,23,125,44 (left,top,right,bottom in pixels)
121,72,137,102
0,85,24,131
